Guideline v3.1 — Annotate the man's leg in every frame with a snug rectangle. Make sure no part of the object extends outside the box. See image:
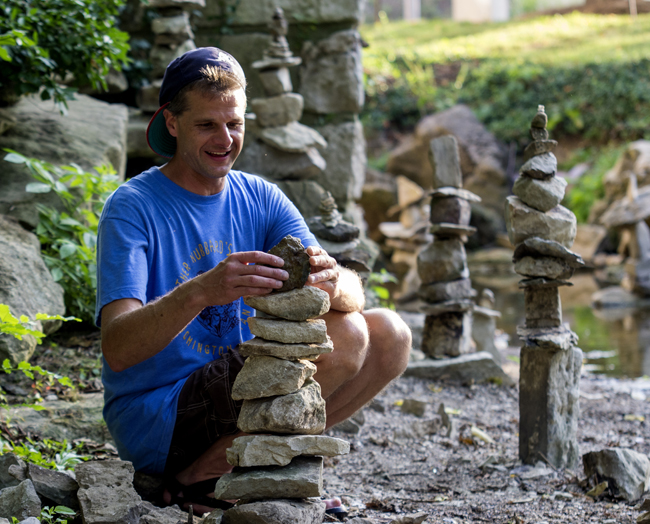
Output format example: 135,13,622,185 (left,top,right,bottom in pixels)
314,308,412,427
